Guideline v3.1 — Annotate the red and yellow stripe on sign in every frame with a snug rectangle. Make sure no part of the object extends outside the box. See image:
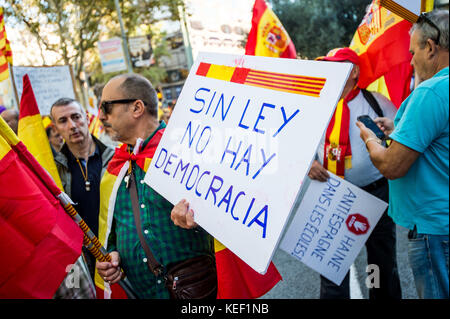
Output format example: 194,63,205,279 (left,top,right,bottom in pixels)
196,62,326,98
